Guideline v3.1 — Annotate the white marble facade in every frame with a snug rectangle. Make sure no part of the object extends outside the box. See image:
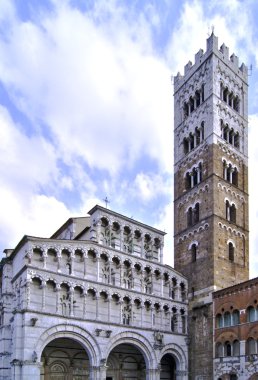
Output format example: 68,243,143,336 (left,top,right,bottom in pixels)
0,205,188,379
